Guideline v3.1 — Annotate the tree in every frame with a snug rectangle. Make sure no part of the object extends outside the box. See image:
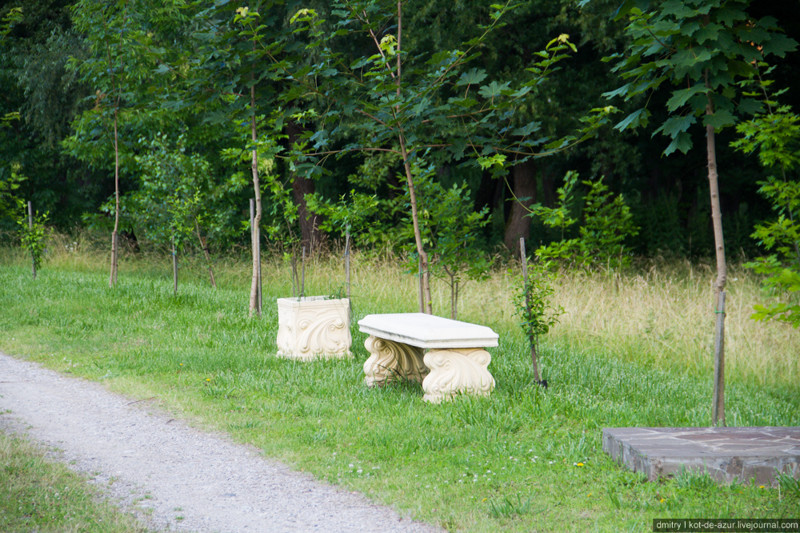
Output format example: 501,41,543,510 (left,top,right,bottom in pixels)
67,0,158,287
733,73,800,328
288,1,613,314
396,163,491,319
533,172,639,269
130,133,216,293
603,0,797,425
192,1,292,315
